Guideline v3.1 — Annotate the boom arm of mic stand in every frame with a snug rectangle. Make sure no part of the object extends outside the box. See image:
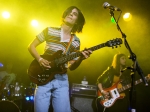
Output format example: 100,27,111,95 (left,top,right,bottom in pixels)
136,61,148,86
109,9,148,86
